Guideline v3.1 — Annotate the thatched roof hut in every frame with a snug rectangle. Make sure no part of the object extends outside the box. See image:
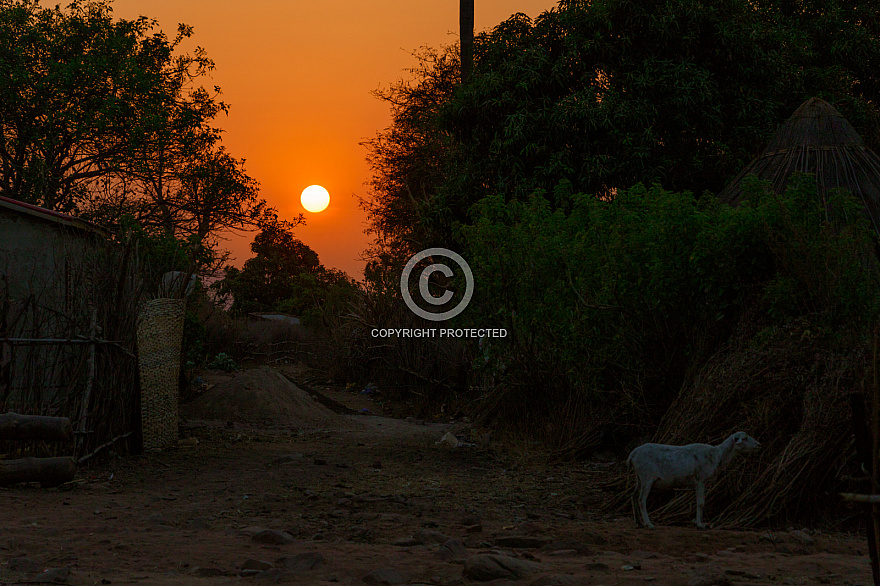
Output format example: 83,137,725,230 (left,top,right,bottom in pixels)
718,97,880,236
